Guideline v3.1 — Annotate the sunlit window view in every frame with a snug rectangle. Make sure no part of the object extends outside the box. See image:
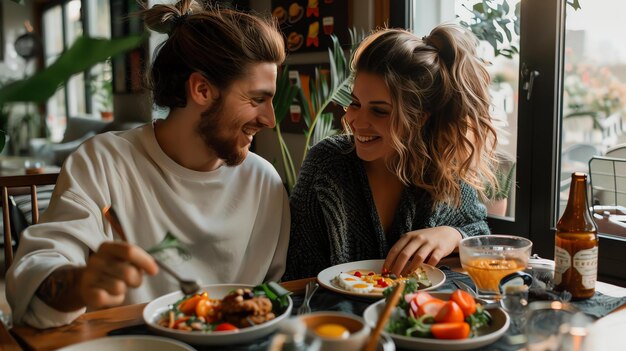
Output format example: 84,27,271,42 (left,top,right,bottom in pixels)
560,1,626,237
43,0,112,142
